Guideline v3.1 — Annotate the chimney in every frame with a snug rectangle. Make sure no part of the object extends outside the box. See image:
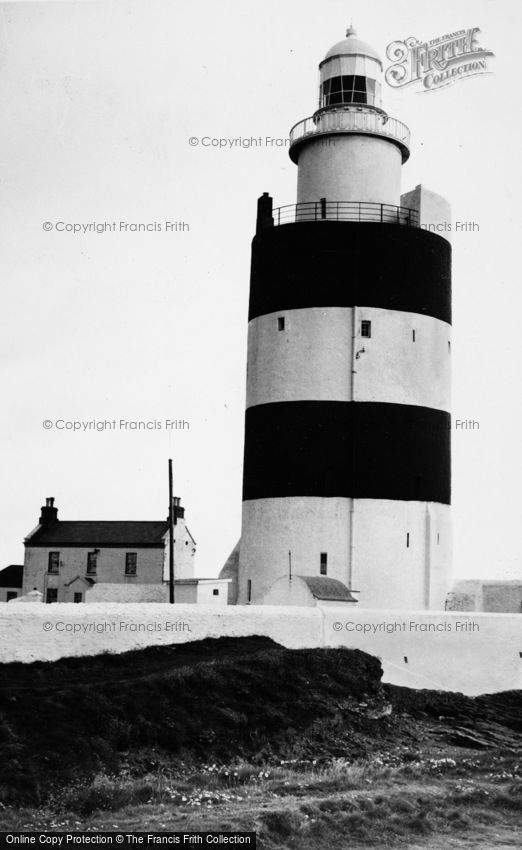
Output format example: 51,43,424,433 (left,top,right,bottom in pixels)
39,497,58,527
256,192,273,233
168,496,185,524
